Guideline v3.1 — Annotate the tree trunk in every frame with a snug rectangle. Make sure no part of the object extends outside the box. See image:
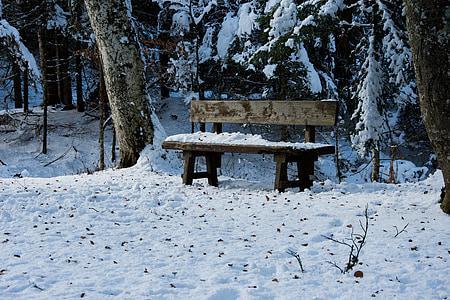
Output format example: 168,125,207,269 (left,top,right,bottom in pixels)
84,0,154,168
46,30,59,106
98,67,106,171
60,35,73,110
23,62,29,113
75,44,85,112
38,28,48,154
371,147,380,182
55,35,64,106
388,145,398,184
12,60,22,109
111,123,116,163
404,0,450,213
